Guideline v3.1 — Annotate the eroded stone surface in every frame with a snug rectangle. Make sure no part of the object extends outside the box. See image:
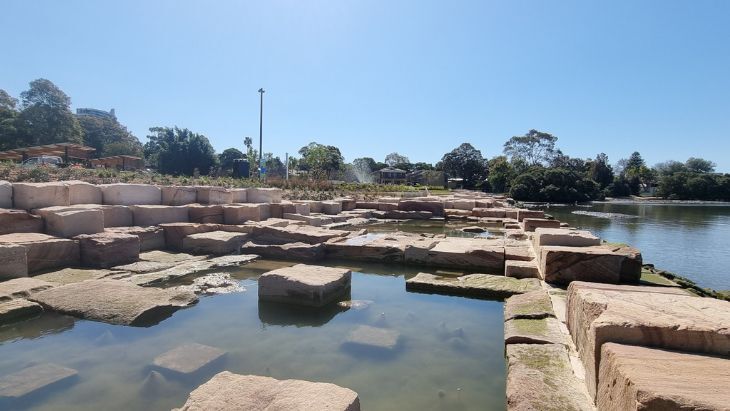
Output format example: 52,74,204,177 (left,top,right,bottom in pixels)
30,279,197,326
0,363,78,399
0,233,80,273
504,317,568,346
172,371,360,411
75,232,140,268
161,186,198,206
241,241,324,261
0,299,43,324
0,209,43,235
259,264,351,307
406,273,540,299
504,290,555,321
0,181,11,209
0,244,28,280
105,226,165,251
131,205,189,226
597,343,730,411
253,225,348,245
566,281,729,399
12,182,70,210
424,237,504,271
101,183,161,205
153,343,226,375
188,204,224,224
533,228,600,248
181,231,249,255
43,208,105,238
504,260,540,279
175,273,245,295
344,325,400,350
506,344,594,411
0,277,54,299
540,245,642,284
34,267,119,285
